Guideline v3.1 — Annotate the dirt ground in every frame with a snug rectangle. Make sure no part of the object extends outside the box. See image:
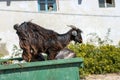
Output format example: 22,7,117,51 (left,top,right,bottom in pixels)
81,73,120,80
